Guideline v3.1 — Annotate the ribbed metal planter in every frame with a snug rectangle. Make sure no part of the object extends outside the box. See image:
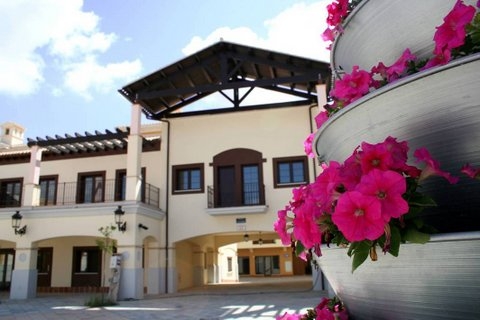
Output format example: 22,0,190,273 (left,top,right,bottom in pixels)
316,2,480,318
315,53,480,233
331,0,477,78
316,232,480,320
